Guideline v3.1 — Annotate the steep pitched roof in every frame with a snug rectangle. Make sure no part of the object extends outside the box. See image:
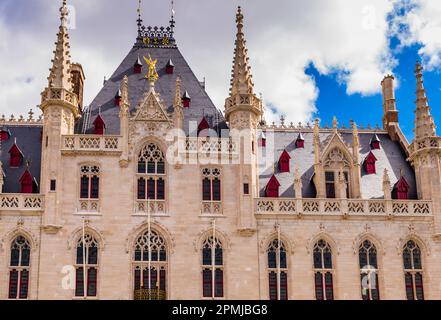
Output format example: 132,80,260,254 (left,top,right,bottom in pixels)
0,125,42,193
258,130,417,199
